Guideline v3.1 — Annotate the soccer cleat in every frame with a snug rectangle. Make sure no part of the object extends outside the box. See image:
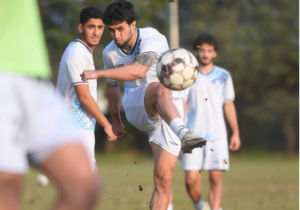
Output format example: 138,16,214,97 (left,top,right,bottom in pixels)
181,130,207,153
